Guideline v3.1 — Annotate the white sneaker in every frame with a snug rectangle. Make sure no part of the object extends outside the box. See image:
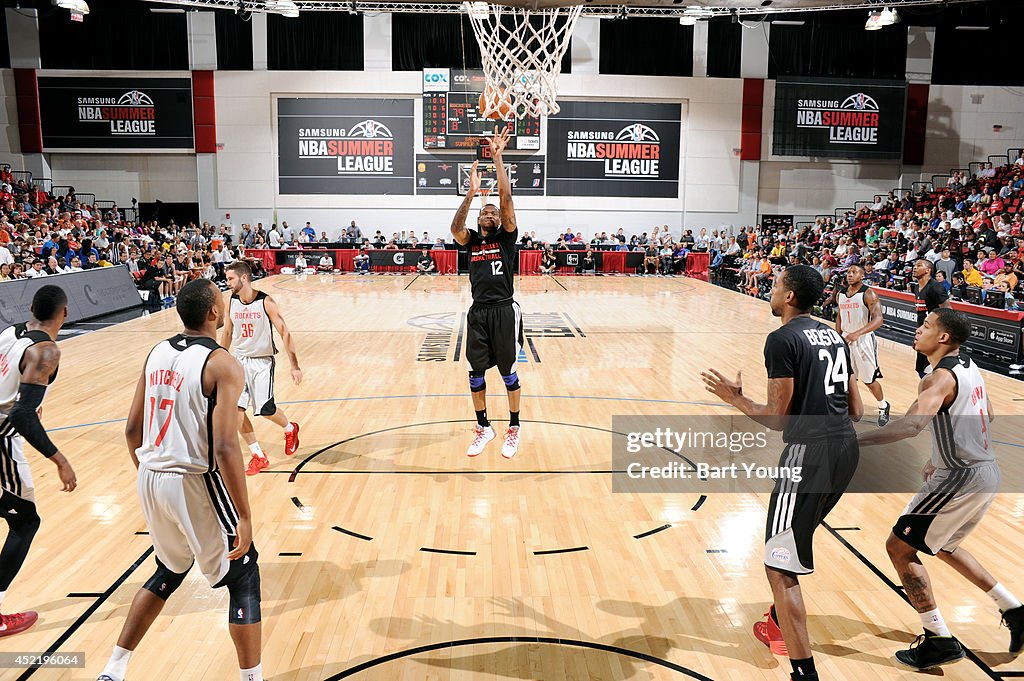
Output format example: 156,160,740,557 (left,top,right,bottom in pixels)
467,425,495,457
501,426,520,459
